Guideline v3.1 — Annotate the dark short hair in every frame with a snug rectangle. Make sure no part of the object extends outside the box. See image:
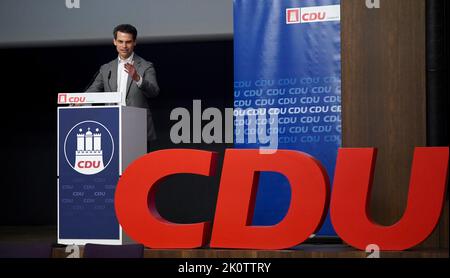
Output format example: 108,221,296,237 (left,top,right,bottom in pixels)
113,24,138,40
